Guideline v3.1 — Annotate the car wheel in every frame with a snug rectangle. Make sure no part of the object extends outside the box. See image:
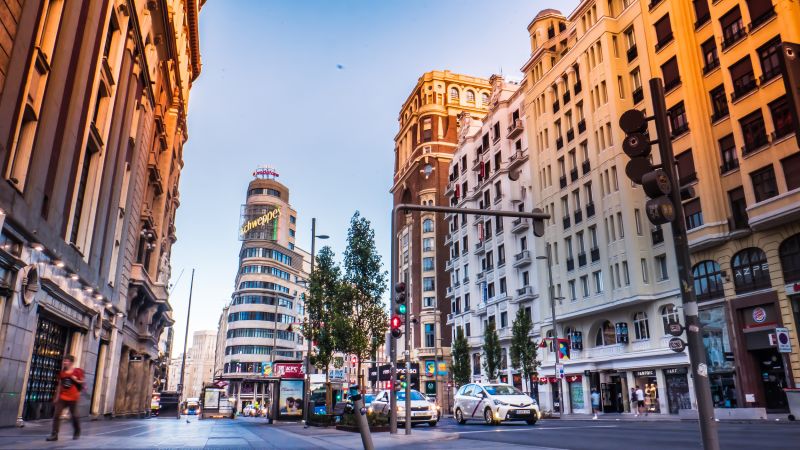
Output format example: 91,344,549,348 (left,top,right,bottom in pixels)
526,419,538,425
455,408,466,425
484,408,497,425
429,420,438,427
